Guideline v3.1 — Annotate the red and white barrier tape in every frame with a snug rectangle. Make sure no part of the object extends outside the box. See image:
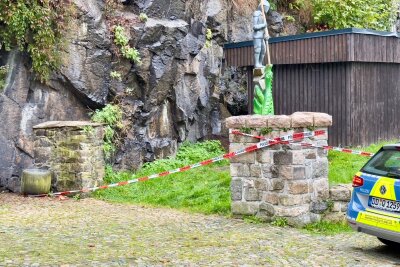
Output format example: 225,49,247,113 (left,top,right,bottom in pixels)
29,129,326,197
230,129,374,157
